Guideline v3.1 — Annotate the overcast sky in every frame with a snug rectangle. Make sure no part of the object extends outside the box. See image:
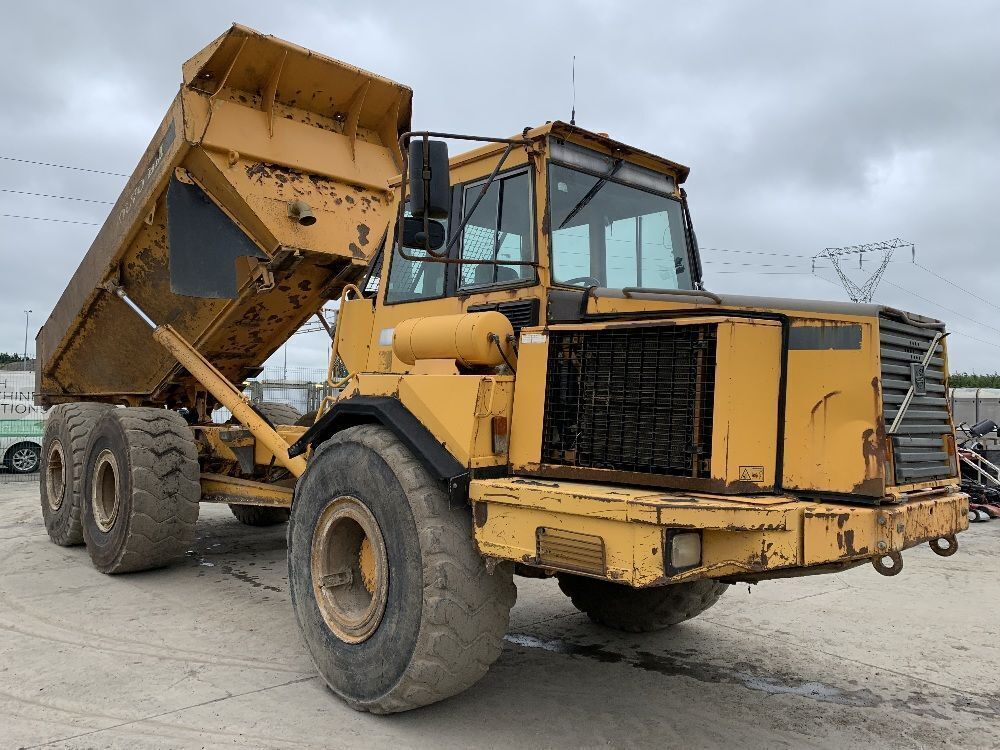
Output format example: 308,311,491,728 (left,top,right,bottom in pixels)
1,1,999,375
